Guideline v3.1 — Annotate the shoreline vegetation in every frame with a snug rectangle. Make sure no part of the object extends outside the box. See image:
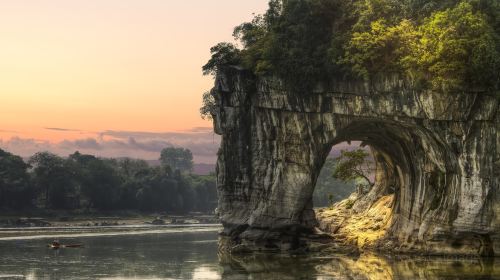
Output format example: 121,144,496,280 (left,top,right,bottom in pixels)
0,147,218,218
